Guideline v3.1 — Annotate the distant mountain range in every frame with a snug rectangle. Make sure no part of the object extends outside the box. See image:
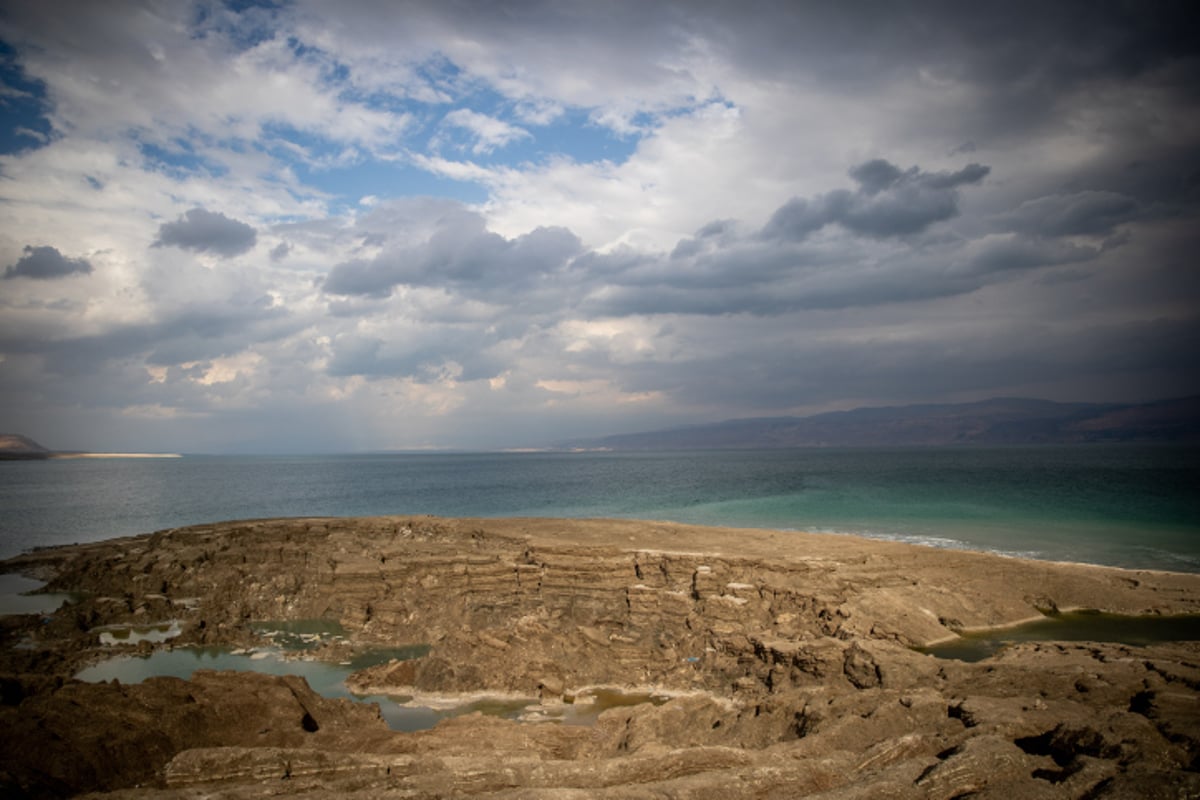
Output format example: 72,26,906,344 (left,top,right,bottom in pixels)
559,396,1200,450
0,434,52,459
6,397,1199,457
